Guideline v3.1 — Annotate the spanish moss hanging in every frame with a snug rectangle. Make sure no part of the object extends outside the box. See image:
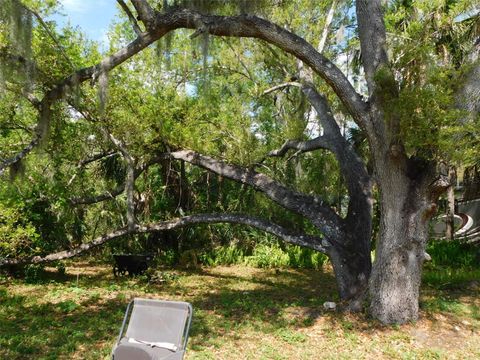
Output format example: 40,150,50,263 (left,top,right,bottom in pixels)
0,0,33,91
